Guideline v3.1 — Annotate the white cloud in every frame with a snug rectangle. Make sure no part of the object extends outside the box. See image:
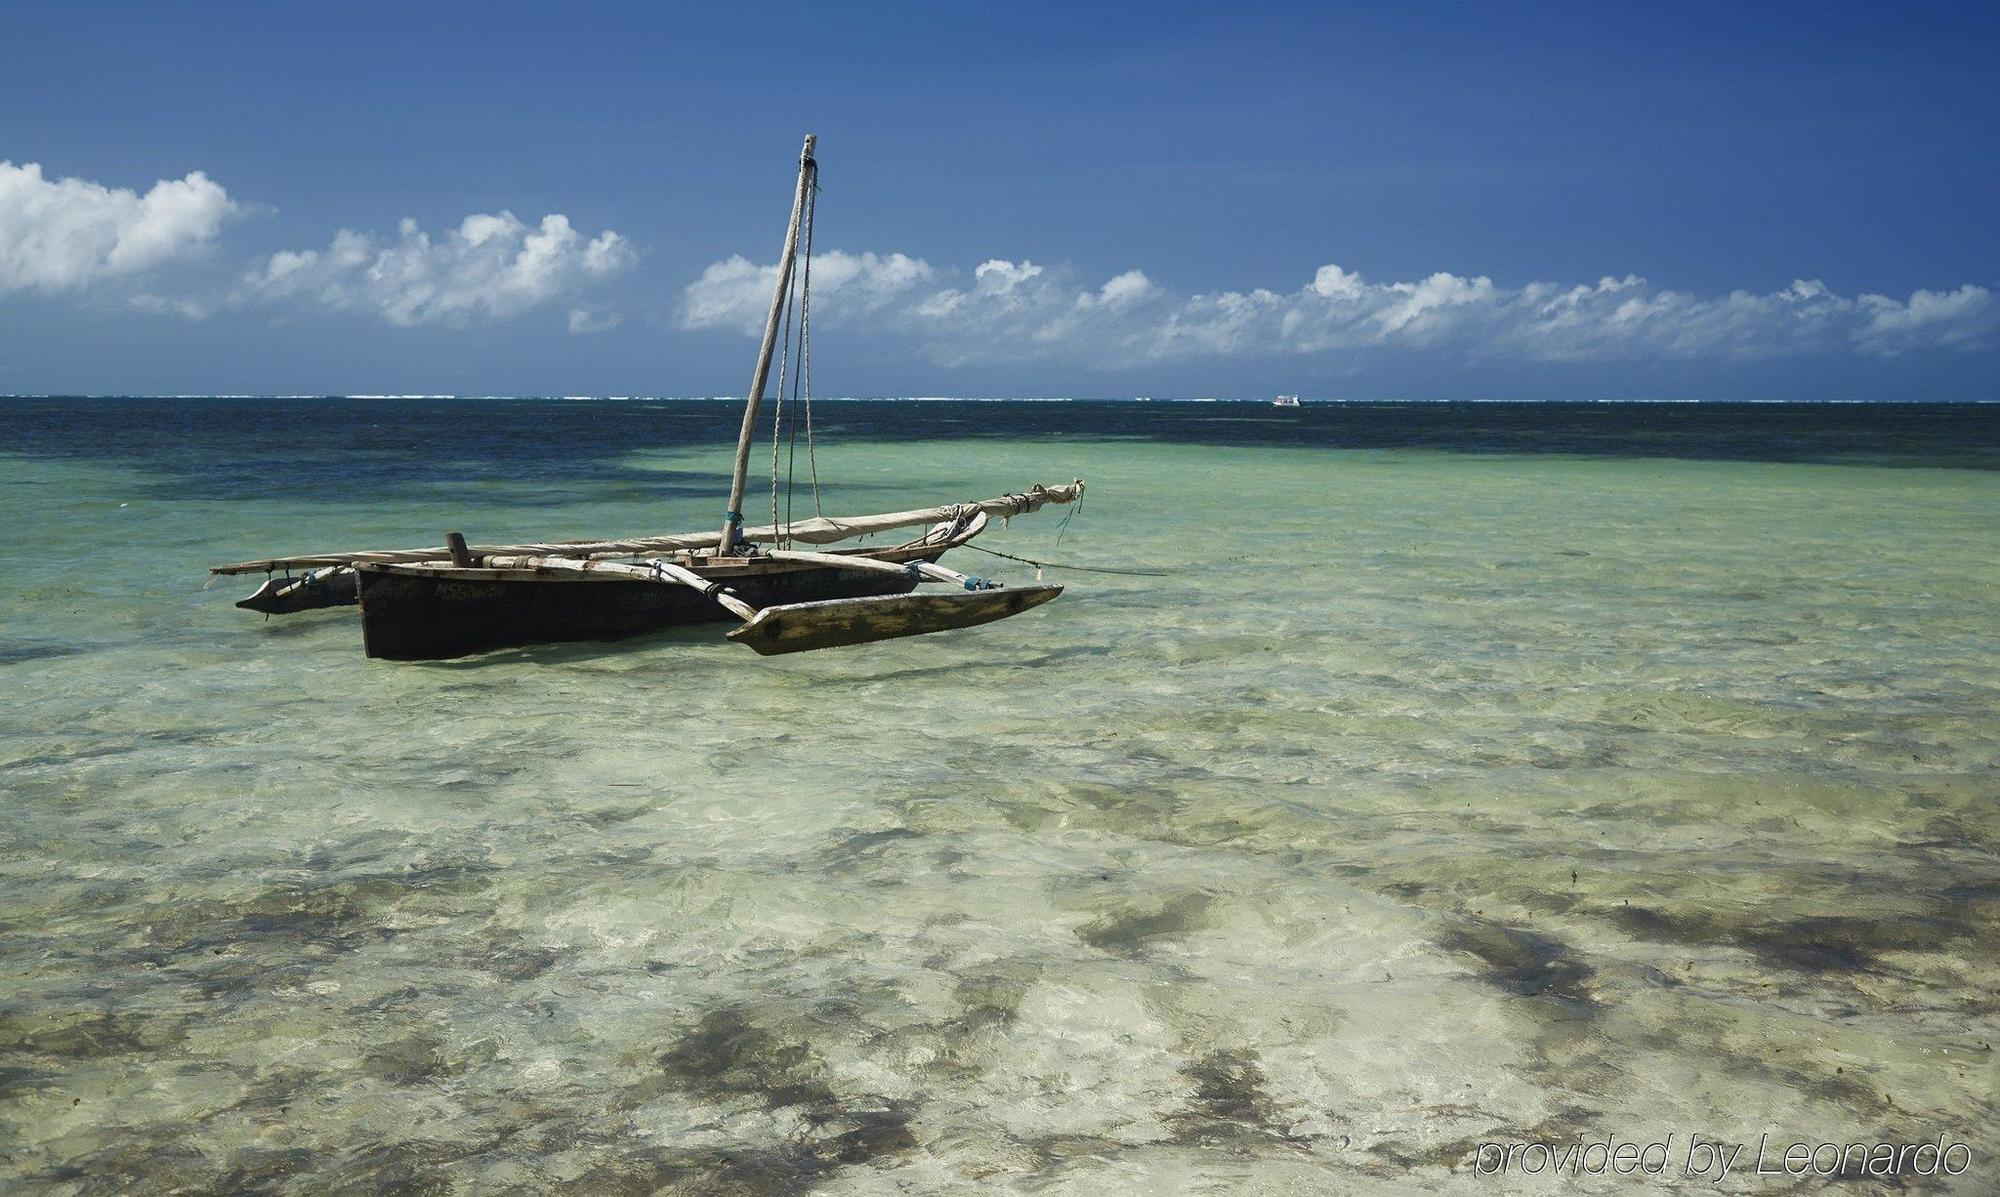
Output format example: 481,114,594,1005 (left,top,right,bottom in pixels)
566,305,623,335
0,161,237,293
1853,284,1995,355
9,159,1991,367
245,210,634,328
1089,269,1157,309
681,248,2000,366
680,250,935,335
